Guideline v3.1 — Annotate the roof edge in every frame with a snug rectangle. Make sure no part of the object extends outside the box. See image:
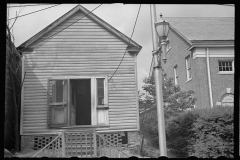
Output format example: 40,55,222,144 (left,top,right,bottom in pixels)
188,40,234,50
169,25,192,46
17,4,142,52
